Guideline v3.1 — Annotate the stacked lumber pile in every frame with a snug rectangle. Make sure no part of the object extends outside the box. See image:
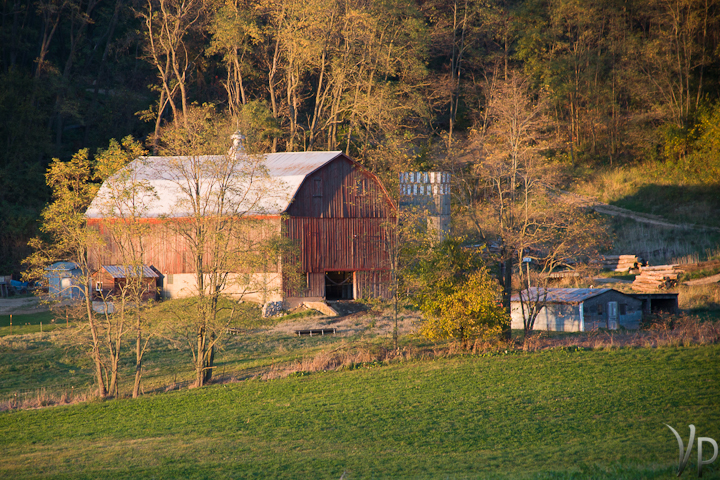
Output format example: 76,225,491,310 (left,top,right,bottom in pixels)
632,260,720,291
596,255,642,272
632,265,683,292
